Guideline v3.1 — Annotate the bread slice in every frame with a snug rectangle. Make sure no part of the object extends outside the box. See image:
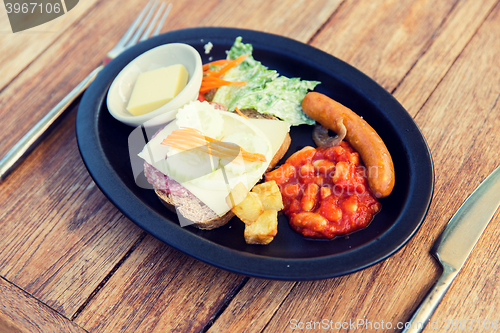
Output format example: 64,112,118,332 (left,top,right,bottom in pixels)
155,188,235,230
155,109,291,230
